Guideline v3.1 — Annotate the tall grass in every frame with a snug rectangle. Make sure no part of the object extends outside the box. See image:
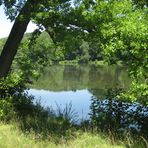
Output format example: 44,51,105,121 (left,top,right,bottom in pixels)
0,122,147,148
0,93,147,148
0,122,125,148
